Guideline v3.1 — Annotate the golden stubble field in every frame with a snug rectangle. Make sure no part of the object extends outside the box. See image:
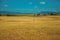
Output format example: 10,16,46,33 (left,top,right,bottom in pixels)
0,16,60,40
